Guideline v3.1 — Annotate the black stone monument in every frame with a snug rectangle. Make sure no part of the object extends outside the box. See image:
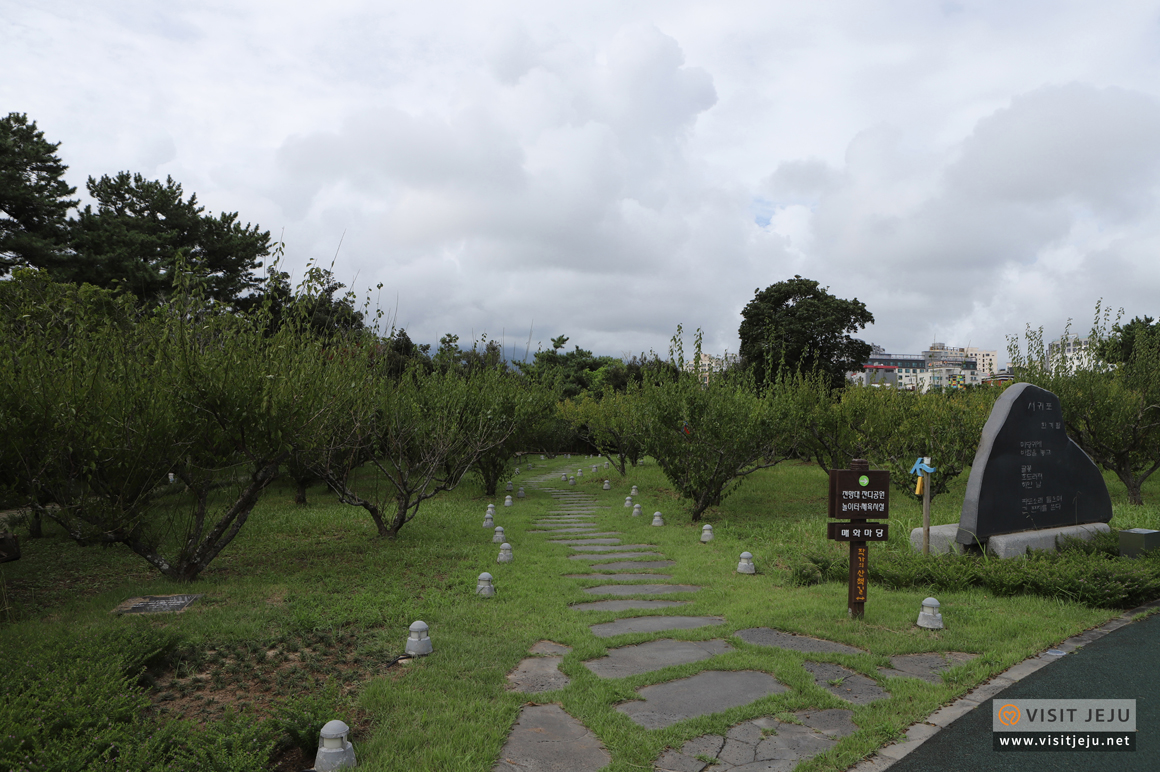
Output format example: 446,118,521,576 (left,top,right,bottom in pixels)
957,382,1112,546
